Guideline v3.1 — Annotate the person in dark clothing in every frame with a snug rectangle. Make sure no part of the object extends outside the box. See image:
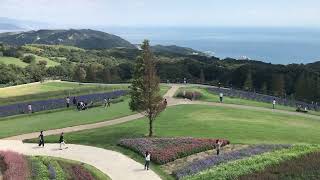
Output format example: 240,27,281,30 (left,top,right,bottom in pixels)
72,97,77,105
215,139,222,155
107,98,111,107
38,131,44,147
59,132,67,150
